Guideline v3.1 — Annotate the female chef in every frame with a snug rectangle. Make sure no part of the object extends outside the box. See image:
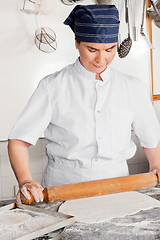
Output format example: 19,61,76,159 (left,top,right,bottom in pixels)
8,4,160,203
